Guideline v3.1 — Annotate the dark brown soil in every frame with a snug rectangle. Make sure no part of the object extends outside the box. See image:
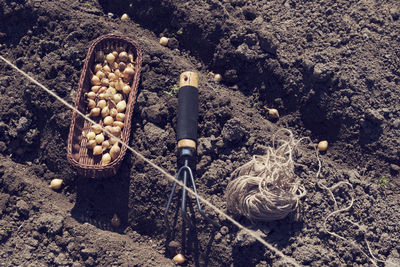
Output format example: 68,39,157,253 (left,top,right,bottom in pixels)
0,0,399,266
